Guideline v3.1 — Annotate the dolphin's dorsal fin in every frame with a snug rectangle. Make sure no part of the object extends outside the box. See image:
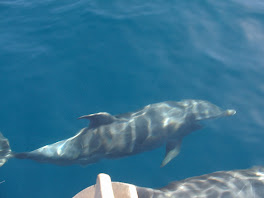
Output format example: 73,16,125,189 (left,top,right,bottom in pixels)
161,139,182,167
78,112,117,128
